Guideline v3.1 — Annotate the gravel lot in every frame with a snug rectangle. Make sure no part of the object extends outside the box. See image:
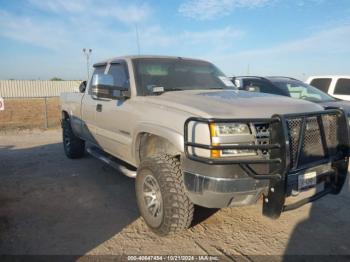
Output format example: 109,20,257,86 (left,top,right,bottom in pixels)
1,129,350,257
